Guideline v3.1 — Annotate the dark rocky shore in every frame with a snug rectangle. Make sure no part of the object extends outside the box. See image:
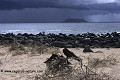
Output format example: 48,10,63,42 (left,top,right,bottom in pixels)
0,32,120,48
